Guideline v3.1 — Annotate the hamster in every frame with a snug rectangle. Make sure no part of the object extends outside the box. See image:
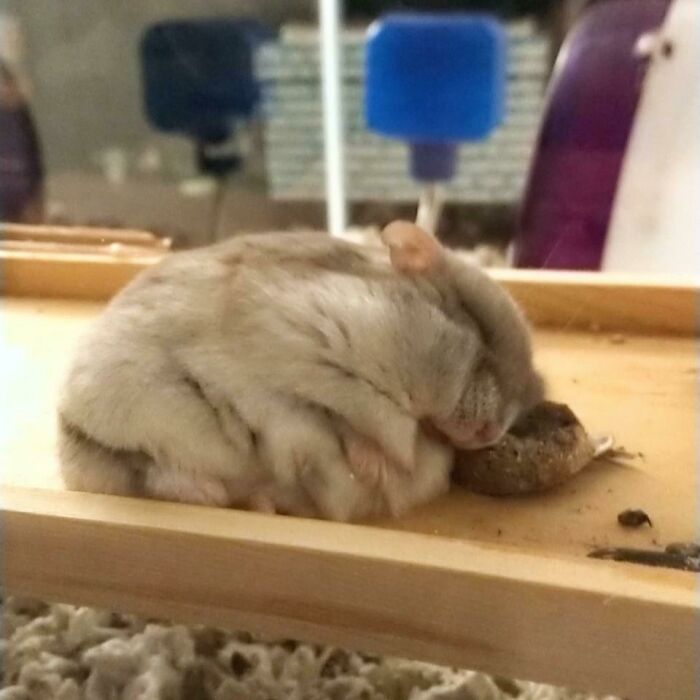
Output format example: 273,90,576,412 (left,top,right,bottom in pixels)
57,221,542,521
